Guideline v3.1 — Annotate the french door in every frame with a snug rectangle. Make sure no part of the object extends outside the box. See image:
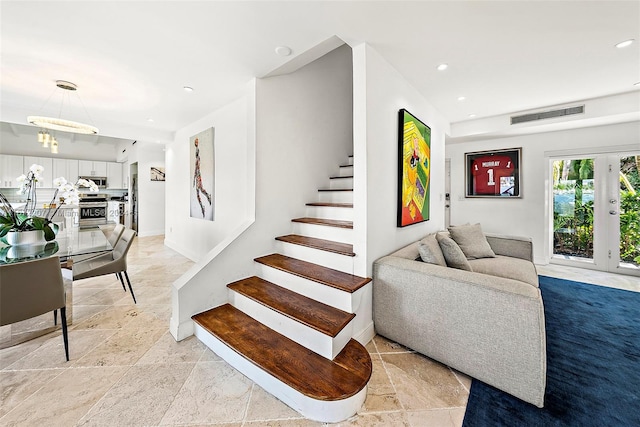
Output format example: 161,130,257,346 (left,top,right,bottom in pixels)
551,153,640,275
